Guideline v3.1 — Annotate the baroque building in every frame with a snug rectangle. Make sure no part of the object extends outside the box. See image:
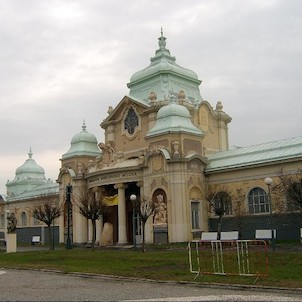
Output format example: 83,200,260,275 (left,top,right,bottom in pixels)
1,31,301,246
57,30,231,245
56,31,302,245
0,148,59,244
